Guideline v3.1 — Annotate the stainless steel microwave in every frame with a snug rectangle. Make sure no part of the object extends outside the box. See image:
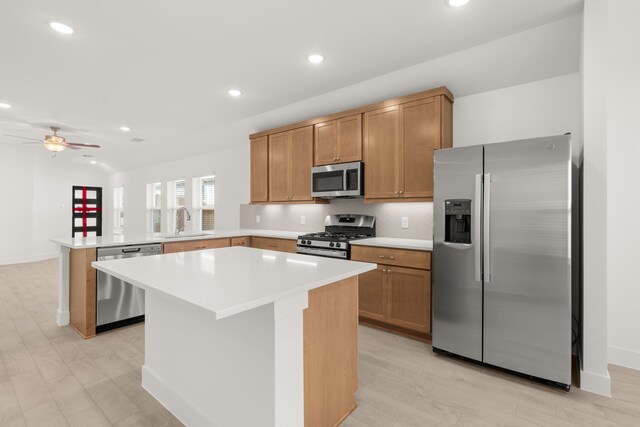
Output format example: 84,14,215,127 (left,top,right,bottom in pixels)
311,161,363,199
